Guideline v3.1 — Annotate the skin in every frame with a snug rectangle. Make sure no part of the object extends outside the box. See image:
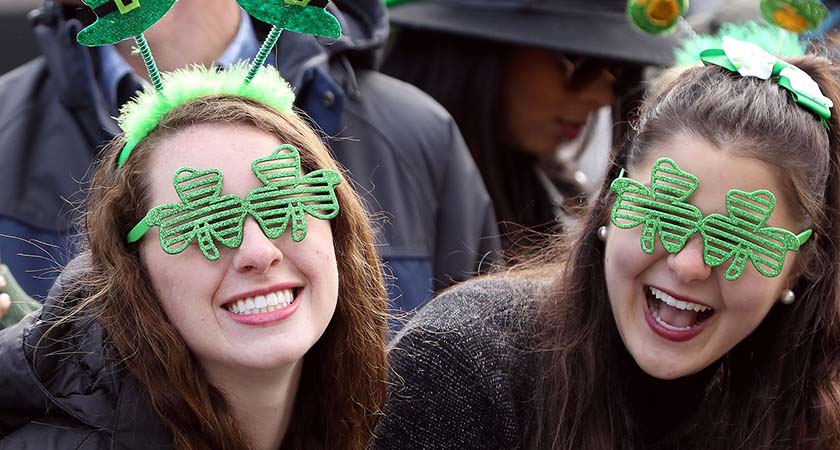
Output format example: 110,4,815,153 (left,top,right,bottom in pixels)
113,0,241,83
502,46,615,156
140,123,339,450
604,133,802,380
